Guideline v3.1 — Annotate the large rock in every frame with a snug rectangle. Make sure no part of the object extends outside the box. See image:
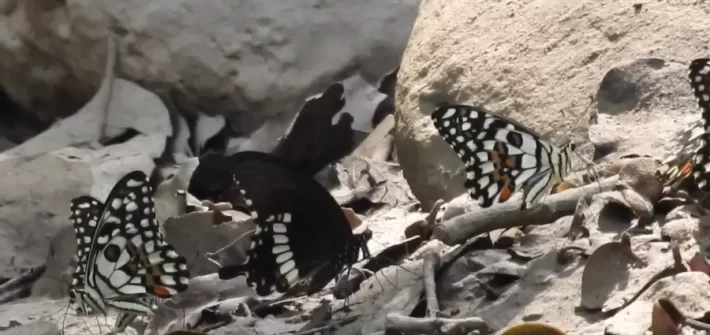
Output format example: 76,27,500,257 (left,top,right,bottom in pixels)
0,0,419,130
395,0,710,210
